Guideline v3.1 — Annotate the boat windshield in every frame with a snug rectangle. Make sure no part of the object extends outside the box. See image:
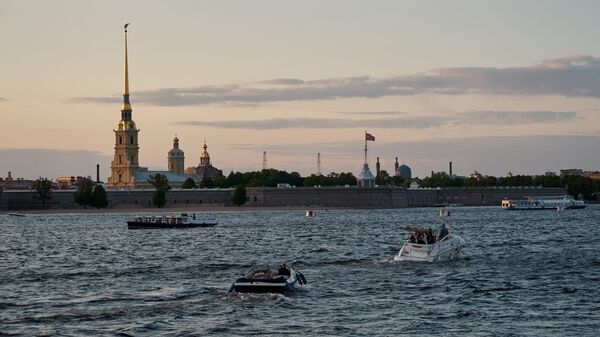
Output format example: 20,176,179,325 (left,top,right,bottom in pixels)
245,264,272,277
